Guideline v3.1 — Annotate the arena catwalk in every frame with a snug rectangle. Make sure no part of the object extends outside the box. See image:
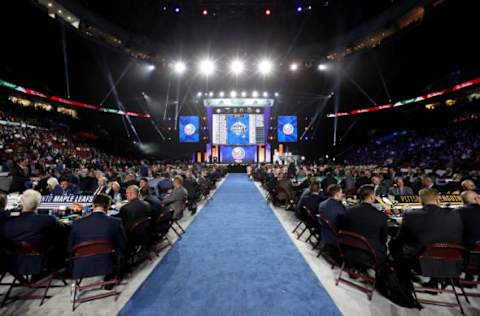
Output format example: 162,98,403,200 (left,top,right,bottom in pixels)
119,174,340,315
